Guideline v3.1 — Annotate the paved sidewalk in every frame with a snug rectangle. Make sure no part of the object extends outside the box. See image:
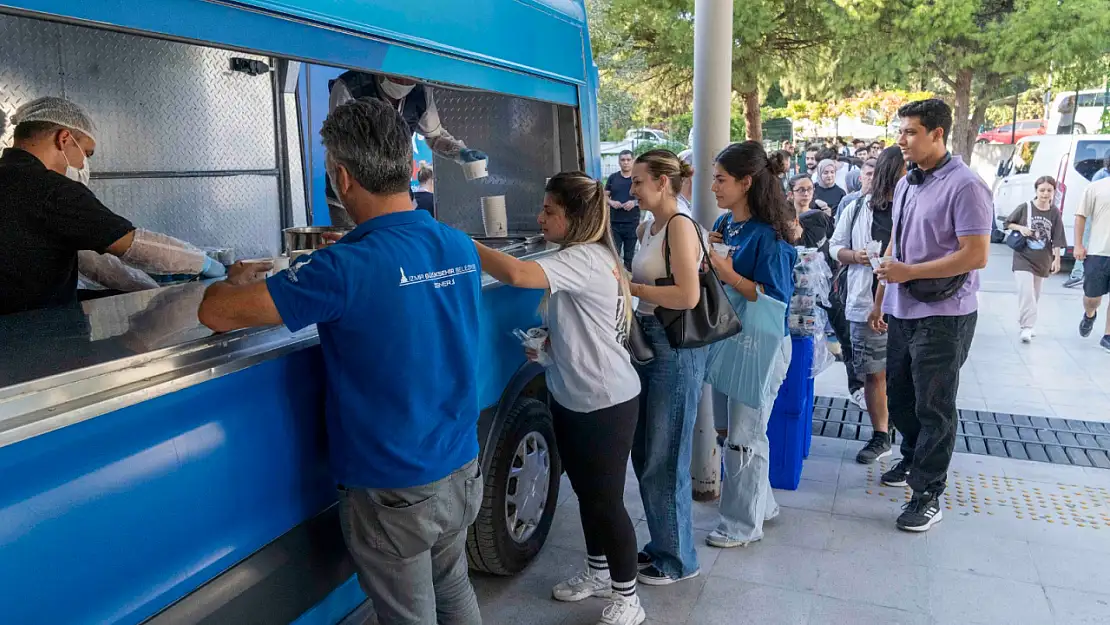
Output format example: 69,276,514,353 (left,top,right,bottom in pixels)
816,244,1110,422
470,443,1110,625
